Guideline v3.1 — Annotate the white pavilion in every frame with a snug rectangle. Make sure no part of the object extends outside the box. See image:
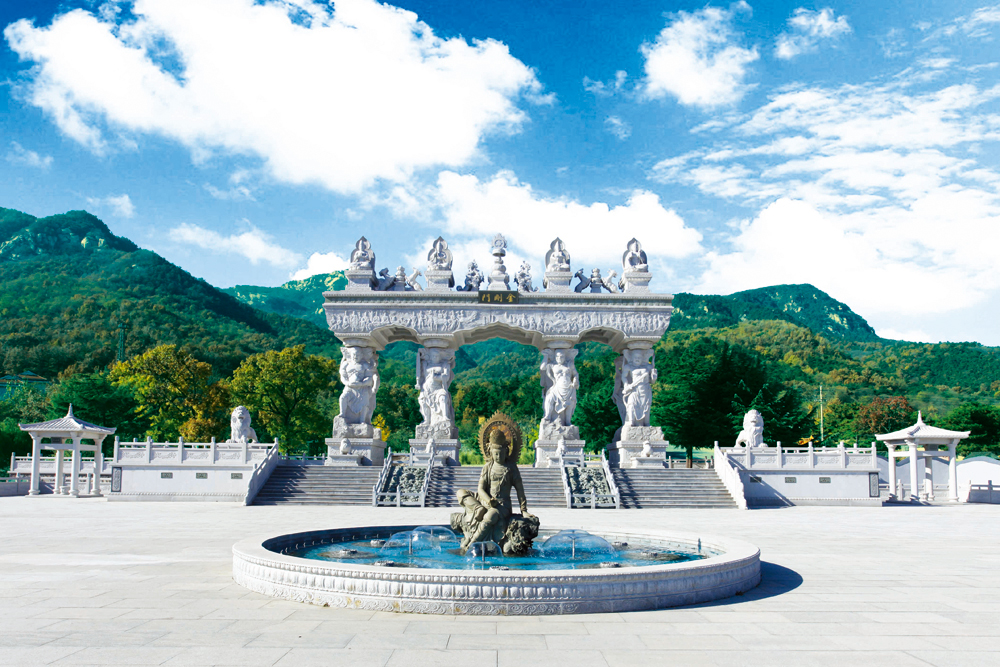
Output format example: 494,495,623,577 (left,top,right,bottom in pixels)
877,412,969,503
19,405,116,497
